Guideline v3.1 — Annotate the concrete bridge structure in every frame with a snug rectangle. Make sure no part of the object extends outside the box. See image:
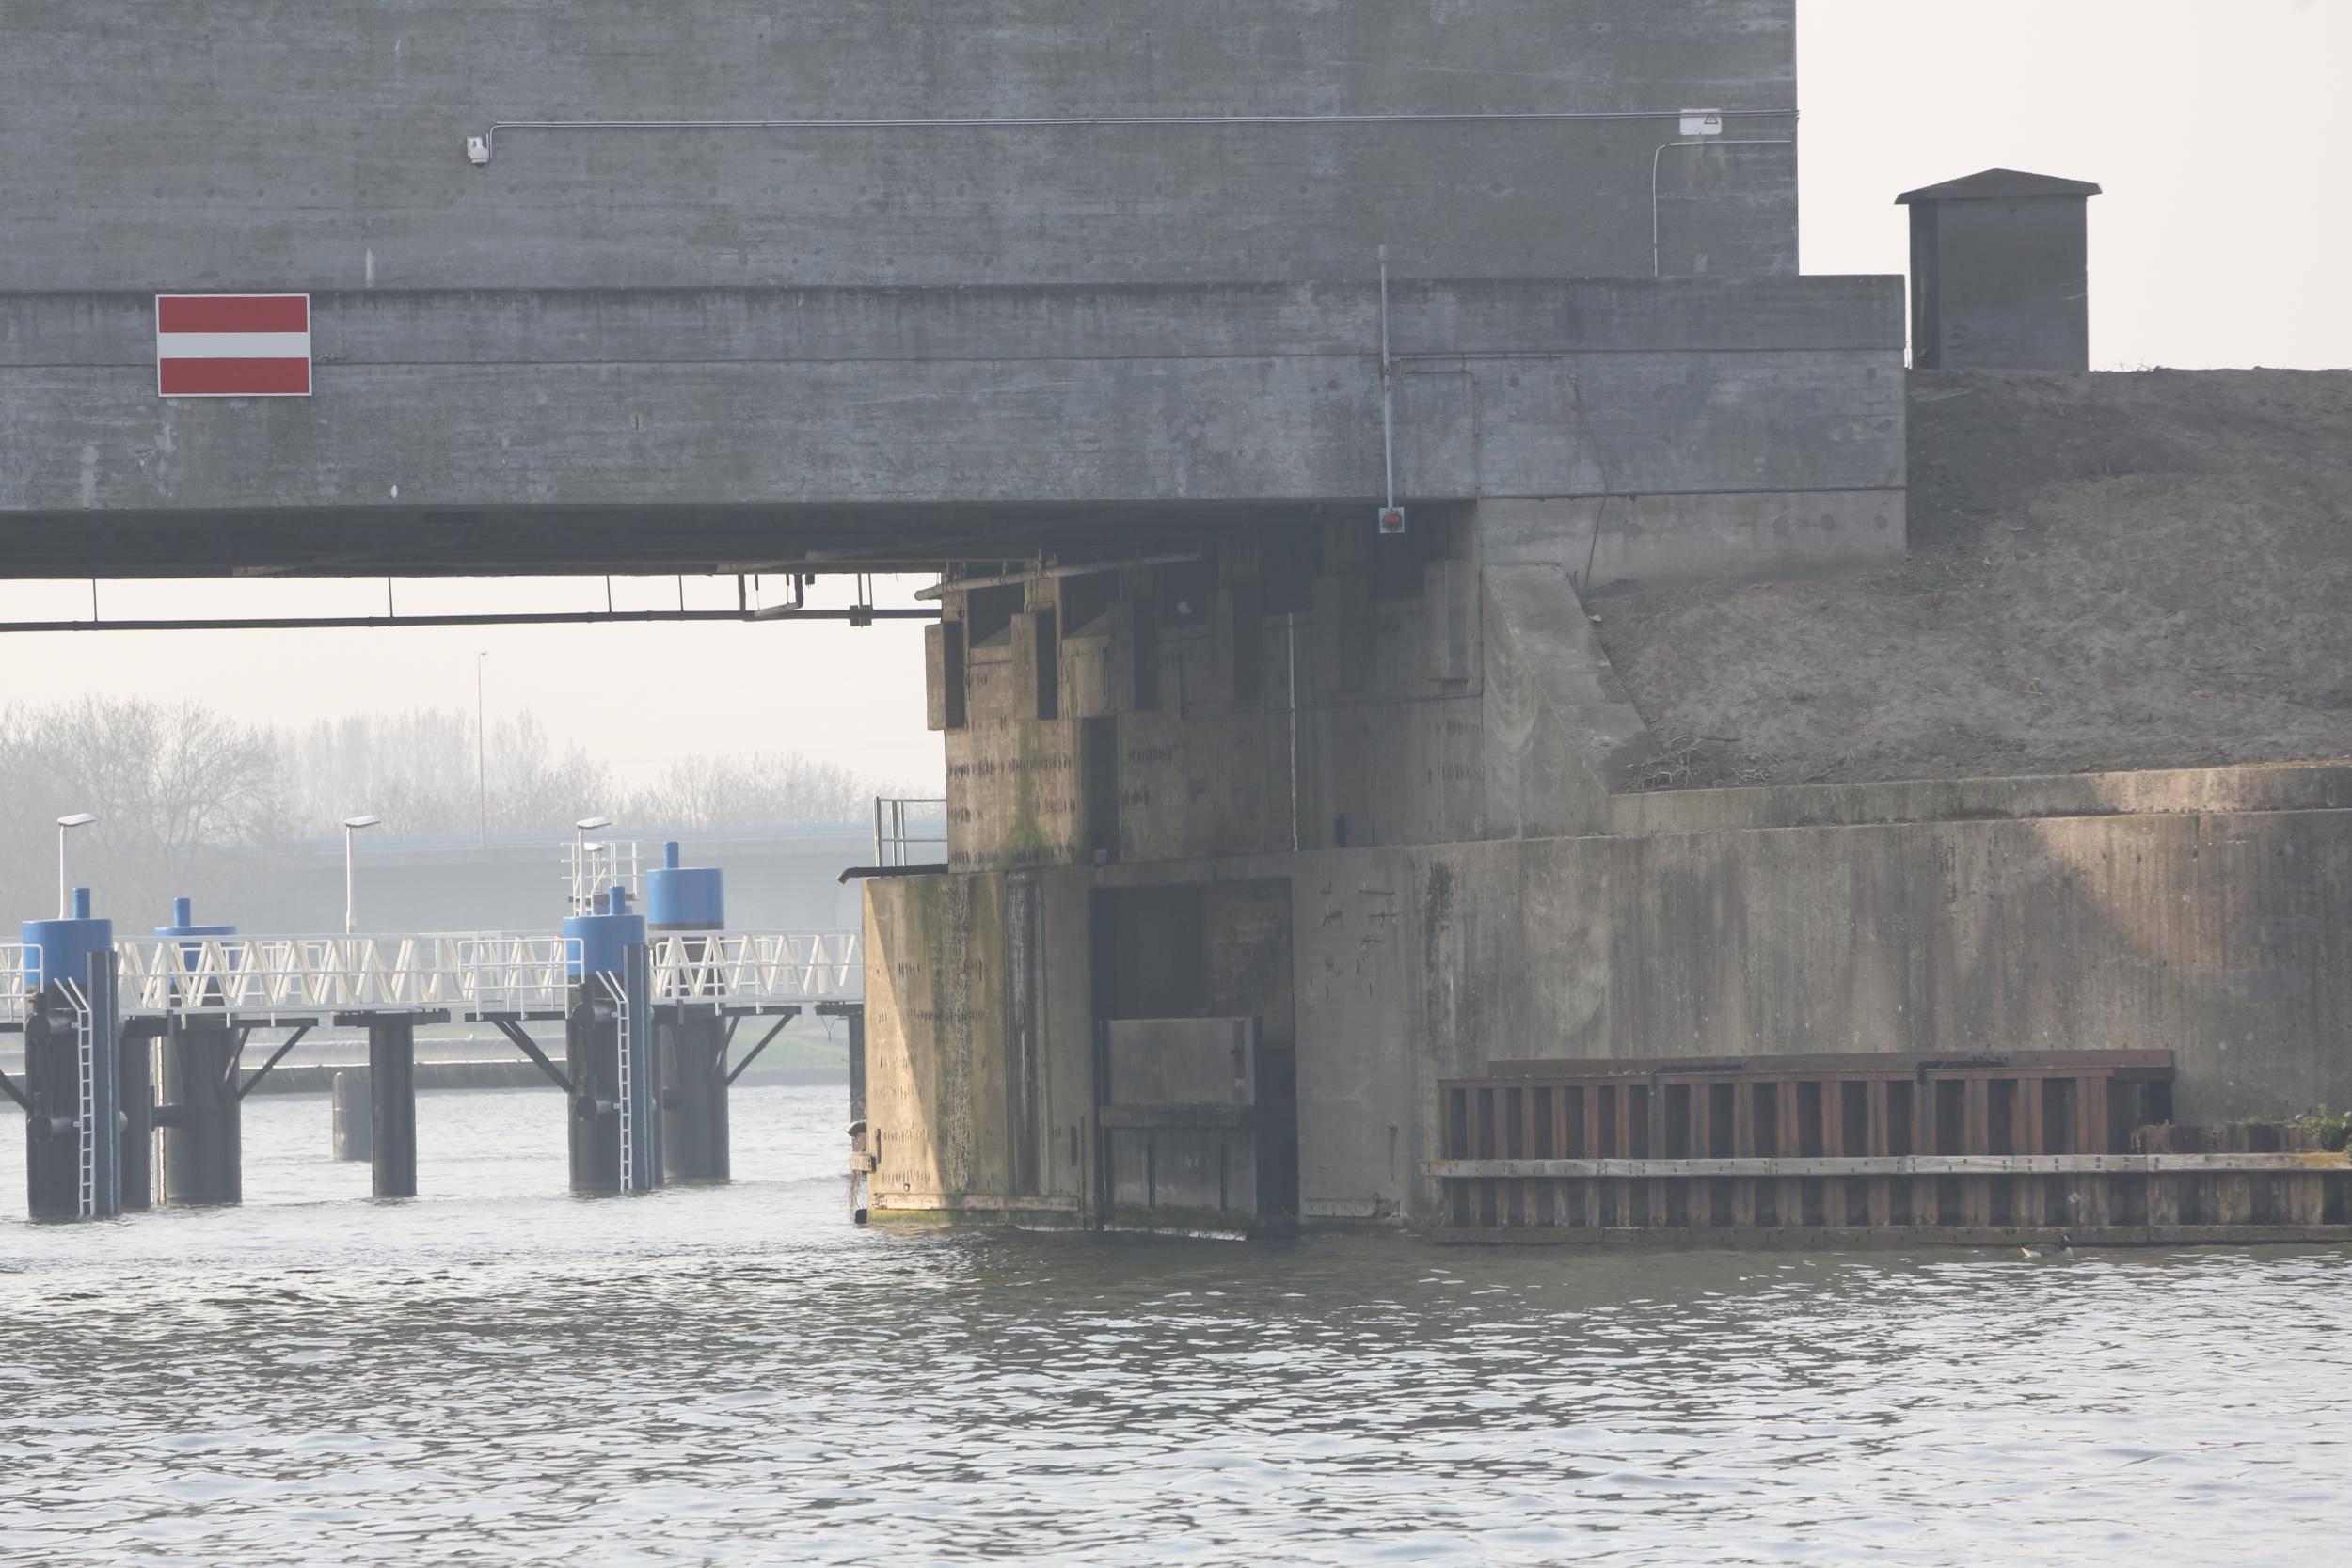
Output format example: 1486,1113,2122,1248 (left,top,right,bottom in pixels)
11,3,2342,1240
